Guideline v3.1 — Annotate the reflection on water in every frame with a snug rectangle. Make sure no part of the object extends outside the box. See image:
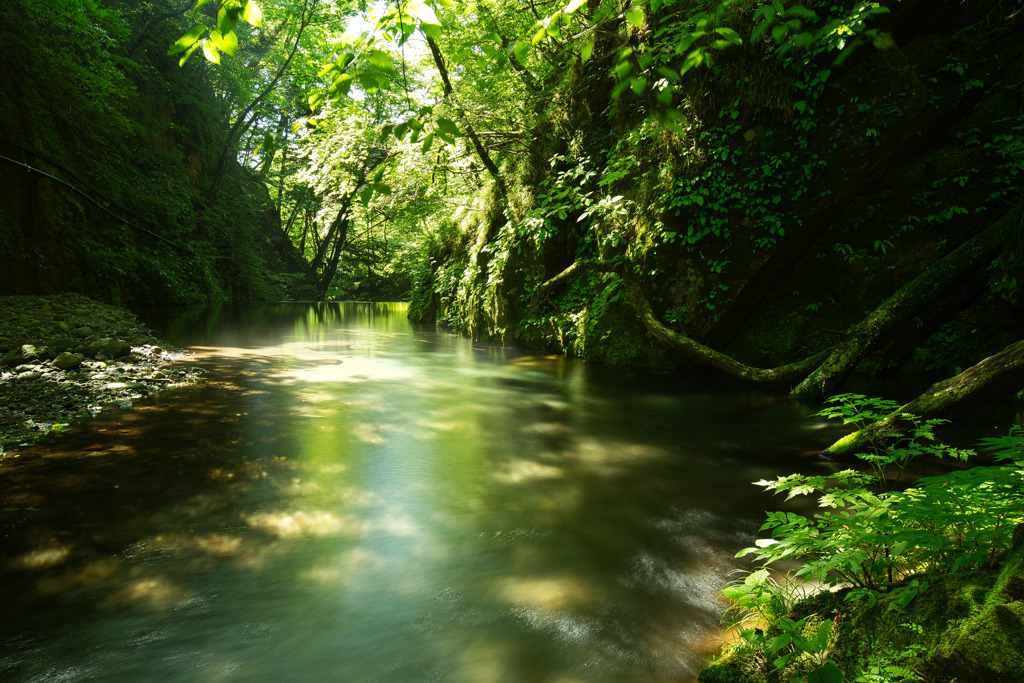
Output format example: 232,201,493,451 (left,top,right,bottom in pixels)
0,303,840,682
